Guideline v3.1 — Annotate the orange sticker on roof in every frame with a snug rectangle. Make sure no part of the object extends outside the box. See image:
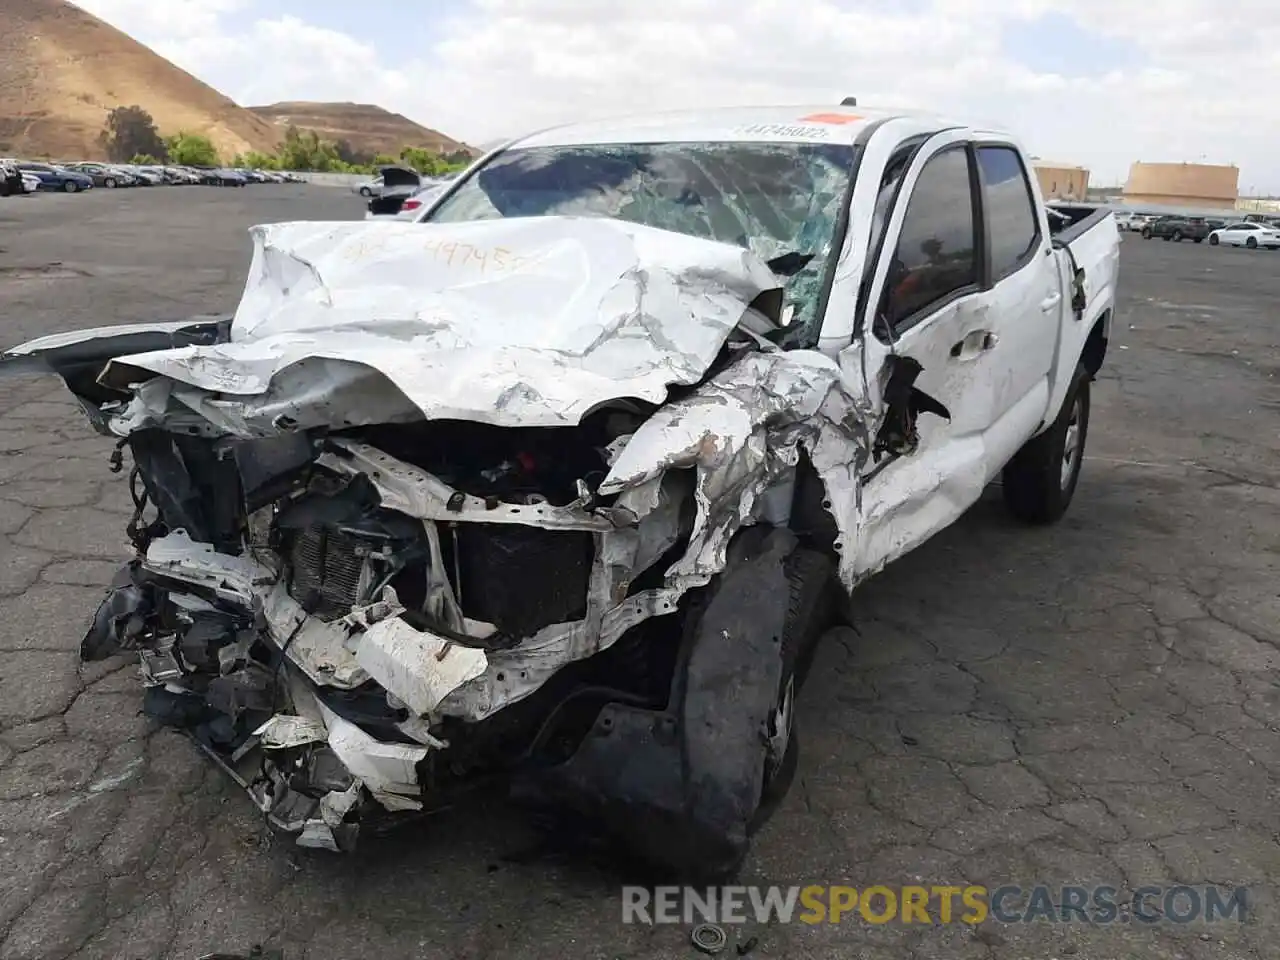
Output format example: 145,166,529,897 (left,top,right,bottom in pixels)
800,112,862,124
